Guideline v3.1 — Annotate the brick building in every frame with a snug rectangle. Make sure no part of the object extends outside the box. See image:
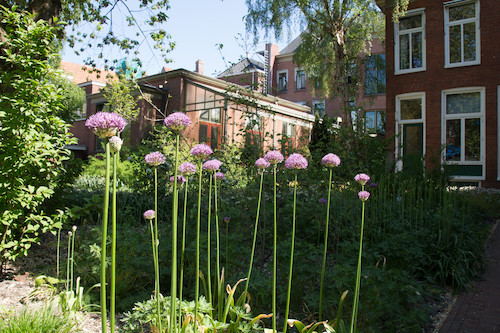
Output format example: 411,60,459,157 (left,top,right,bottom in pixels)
64,61,314,157
218,38,387,136
377,0,500,187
